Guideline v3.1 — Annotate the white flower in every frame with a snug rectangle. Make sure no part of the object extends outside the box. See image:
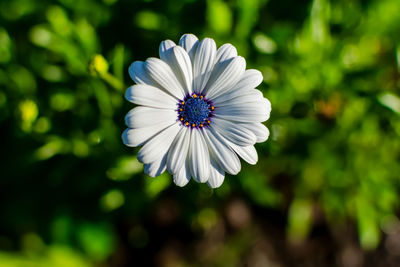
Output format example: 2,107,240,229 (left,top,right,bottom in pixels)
122,34,271,188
